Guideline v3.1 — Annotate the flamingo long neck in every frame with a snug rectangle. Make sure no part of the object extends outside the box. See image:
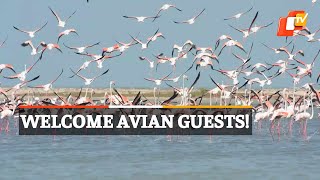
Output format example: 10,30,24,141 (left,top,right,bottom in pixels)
244,89,247,104
220,90,223,106
110,83,112,106
293,83,296,105
153,88,156,105
27,91,30,103
310,94,314,119
104,92,107,105
221,81,225,105
235,88,238,105
182,76,185,105
157,86,161,105
303,92,306,113
85,88,88,98
283,89,287,110
249,84,252,104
